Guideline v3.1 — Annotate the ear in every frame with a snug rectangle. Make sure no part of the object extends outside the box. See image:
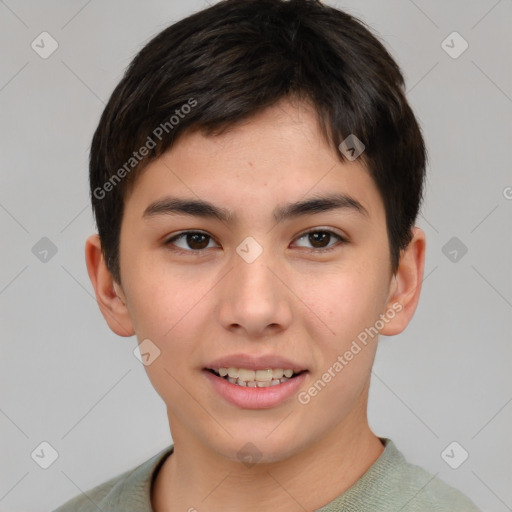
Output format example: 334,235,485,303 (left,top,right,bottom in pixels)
380,227,426,336
85,234,135,337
